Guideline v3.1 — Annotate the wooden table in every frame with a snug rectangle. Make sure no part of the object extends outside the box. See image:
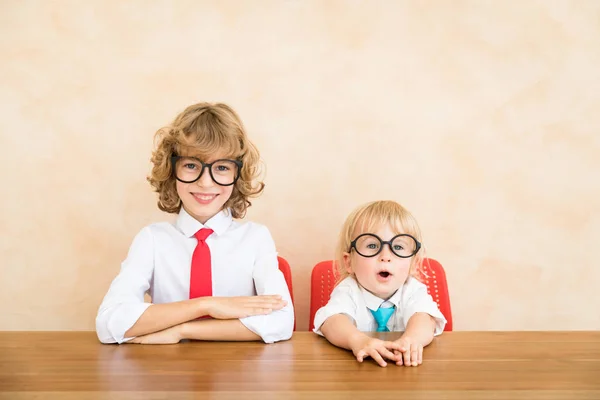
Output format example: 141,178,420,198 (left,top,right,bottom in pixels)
1,331,599,399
